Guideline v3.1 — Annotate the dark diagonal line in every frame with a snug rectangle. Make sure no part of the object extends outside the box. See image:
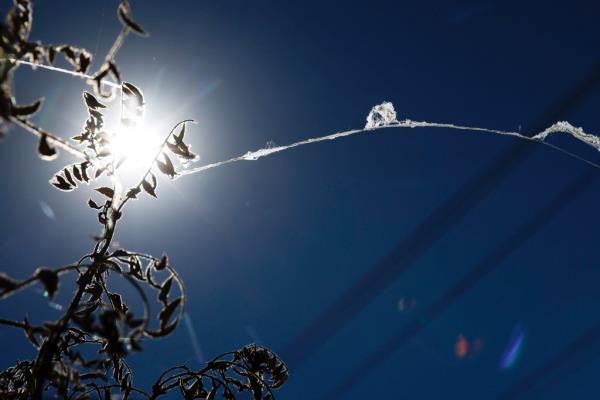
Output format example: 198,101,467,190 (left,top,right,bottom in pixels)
280,64,600,369
535,343,600,396
498,323,600,399
322,169,598,399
